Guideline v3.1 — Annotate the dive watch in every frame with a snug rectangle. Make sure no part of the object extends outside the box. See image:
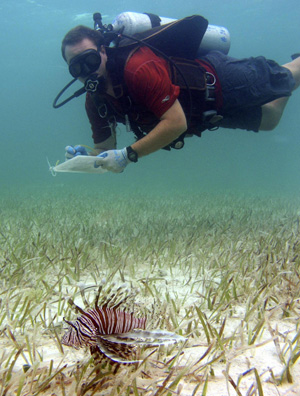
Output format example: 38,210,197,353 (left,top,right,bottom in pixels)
126,146,138,163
